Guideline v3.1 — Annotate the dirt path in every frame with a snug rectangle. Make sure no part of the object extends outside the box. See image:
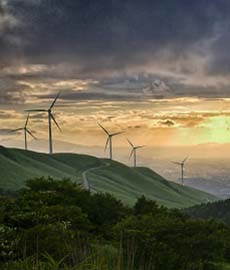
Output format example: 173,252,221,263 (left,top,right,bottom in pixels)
82,163,110,191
